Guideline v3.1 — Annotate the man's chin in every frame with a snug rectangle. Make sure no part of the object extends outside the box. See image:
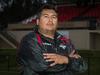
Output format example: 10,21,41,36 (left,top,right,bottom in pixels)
45,30,56,34
46,28,56,31
46,27,57,30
